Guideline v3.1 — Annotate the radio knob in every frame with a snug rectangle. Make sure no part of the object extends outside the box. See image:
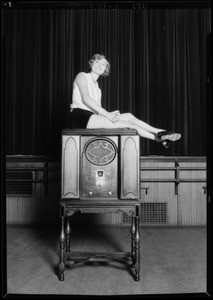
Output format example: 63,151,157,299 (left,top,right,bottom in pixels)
108,191,112,196
88,192,93,196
